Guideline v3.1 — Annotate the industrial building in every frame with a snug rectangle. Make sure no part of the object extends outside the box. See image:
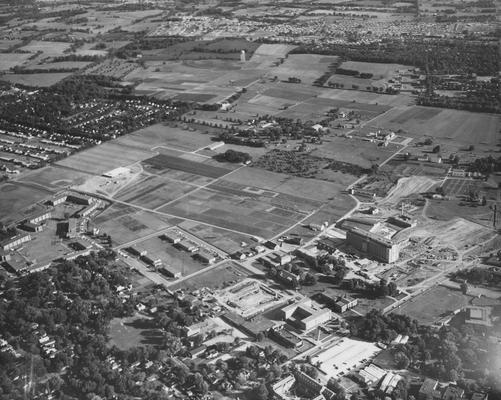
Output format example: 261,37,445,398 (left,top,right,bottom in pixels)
346,227,400,263
280,298,332,331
